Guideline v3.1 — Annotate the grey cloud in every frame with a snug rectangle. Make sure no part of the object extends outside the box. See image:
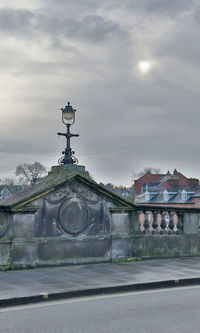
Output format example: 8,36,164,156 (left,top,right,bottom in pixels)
193,4,200,24
71,15,127,42
0,8,127,43
0,8,35,35
143,0,194,15
1,1,200,185
43,0,103,28
43,0,99,10
158,38,200,65
151,9,200,66
124,0,195,16
39,14,127,42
